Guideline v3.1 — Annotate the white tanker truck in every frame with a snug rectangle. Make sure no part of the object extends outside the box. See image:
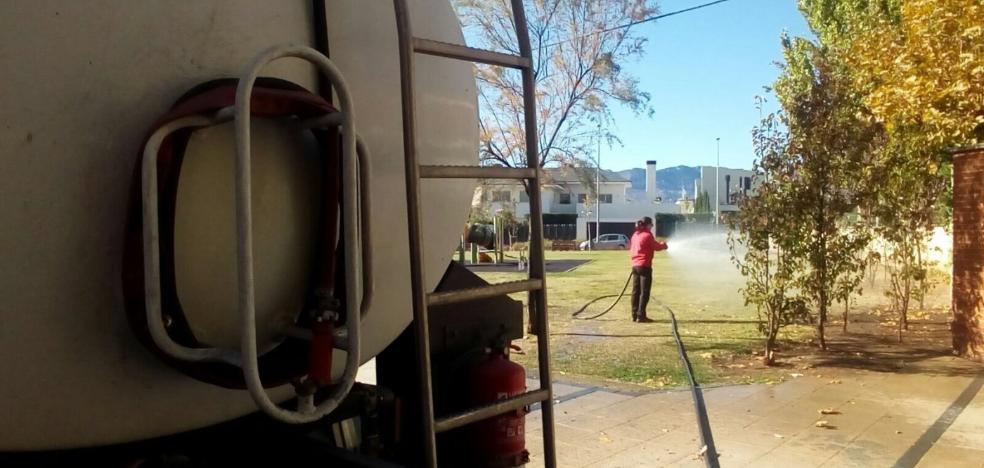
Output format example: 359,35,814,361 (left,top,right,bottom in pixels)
0,1,557,466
